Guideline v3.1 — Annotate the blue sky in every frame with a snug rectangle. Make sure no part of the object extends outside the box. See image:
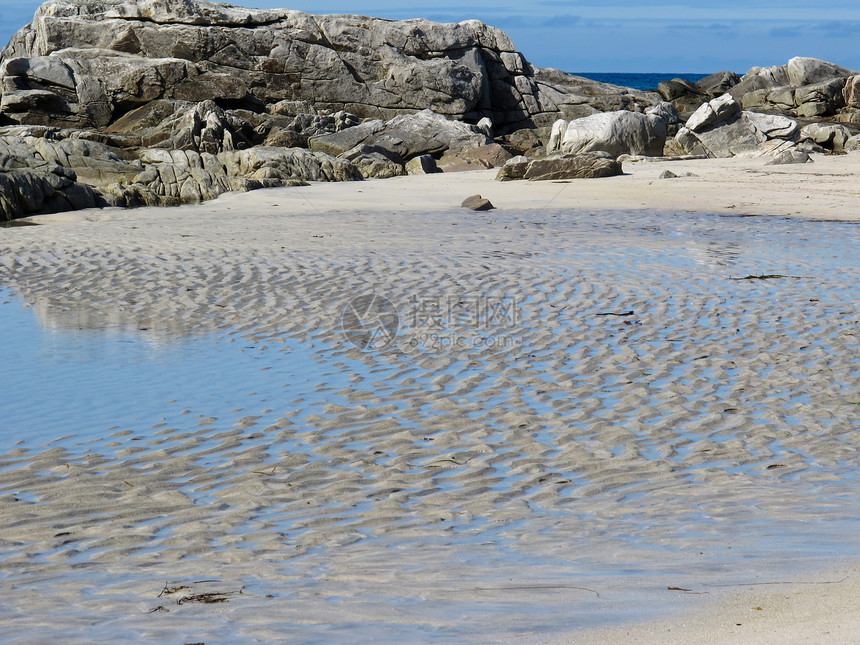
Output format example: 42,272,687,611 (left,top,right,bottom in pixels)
1,0,859,73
